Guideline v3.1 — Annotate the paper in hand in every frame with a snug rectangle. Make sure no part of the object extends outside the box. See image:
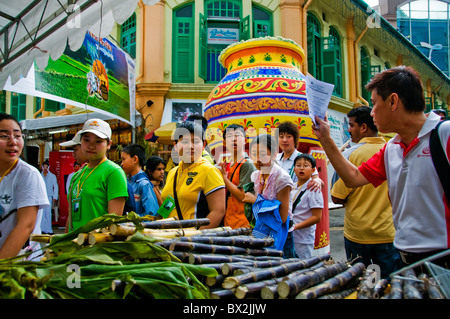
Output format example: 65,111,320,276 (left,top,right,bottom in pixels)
305,74,334,126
